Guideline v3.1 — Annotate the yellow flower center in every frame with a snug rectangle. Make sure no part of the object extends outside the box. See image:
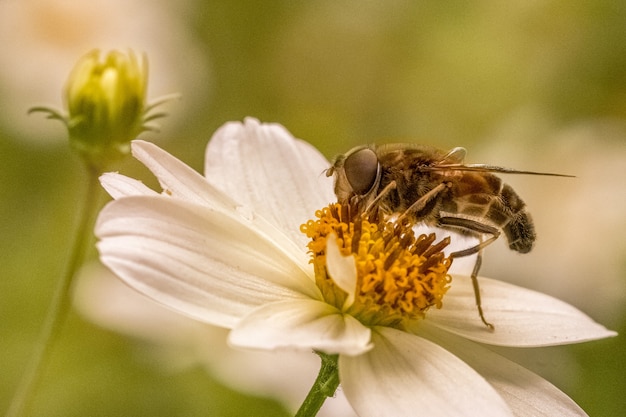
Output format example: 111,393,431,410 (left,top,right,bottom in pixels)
300,203,453,330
